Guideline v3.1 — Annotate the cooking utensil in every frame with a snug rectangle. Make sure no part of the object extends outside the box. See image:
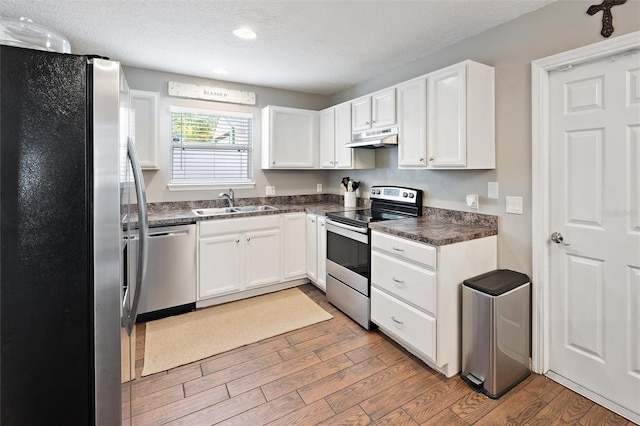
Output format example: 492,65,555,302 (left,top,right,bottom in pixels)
340,183,347,191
